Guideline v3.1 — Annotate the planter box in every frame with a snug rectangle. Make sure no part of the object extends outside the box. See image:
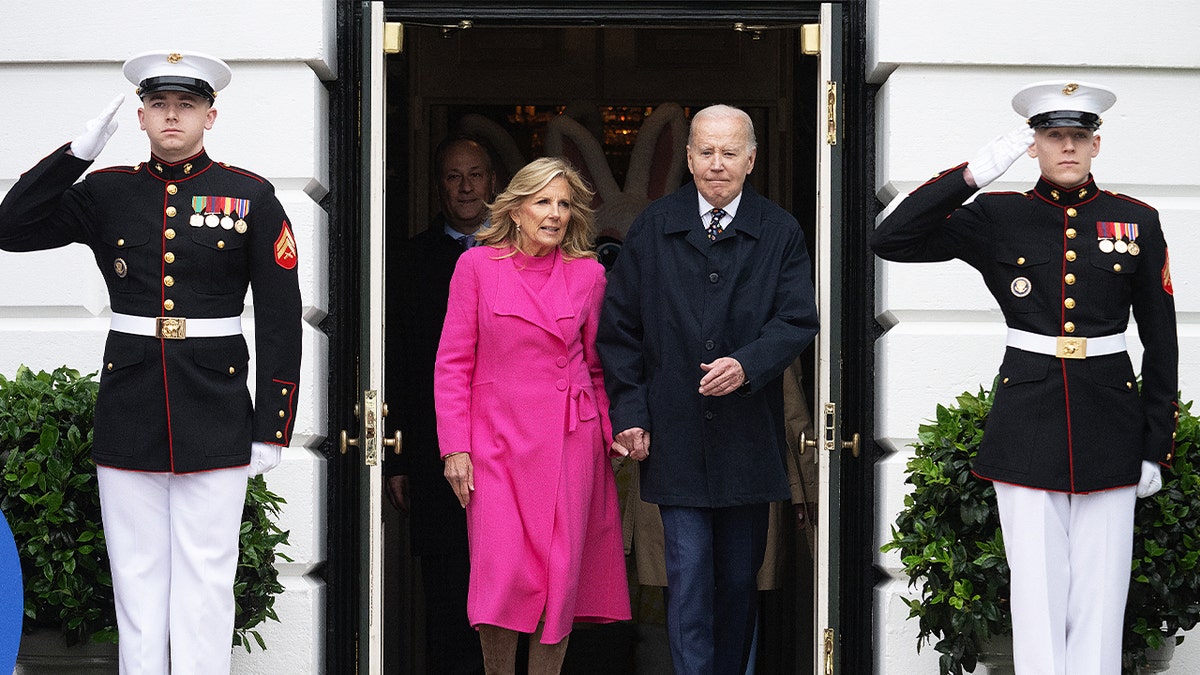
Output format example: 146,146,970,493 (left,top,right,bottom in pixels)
14,631,116,674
